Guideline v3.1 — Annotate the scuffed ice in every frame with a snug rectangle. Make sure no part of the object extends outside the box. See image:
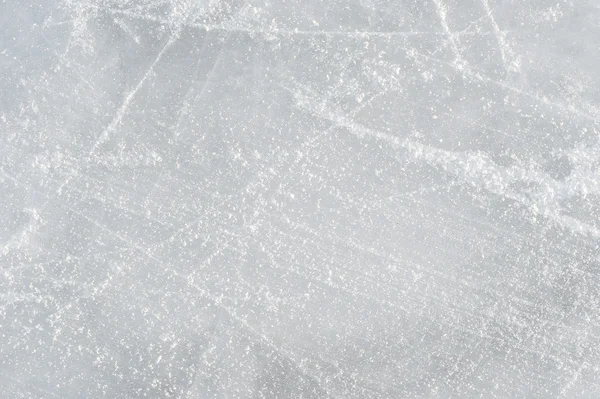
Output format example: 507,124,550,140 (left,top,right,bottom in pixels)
2,0,600,397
